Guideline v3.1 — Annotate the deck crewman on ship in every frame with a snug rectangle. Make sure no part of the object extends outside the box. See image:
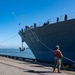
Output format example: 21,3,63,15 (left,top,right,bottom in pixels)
53,45,63,73
64,14,67,21
57,17,59,23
